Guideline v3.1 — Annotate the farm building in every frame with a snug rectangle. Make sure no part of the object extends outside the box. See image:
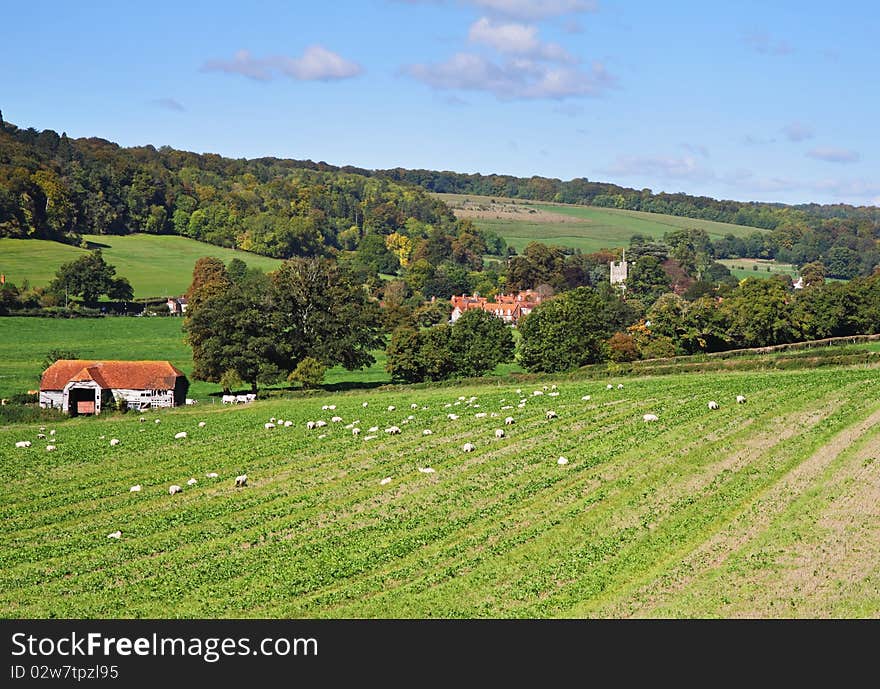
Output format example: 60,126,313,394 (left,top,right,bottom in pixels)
166,297,188,315
449,290,545,325
39,360,189,415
